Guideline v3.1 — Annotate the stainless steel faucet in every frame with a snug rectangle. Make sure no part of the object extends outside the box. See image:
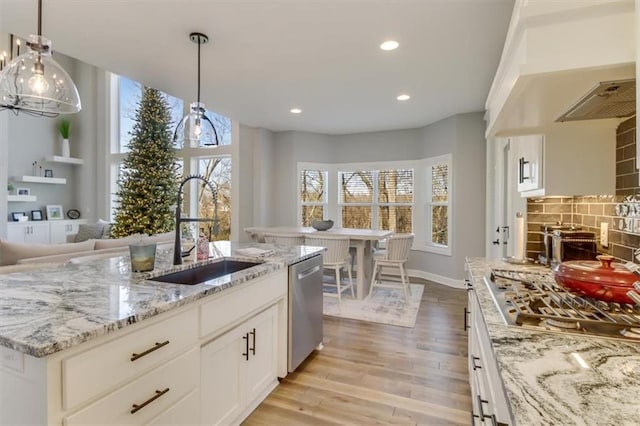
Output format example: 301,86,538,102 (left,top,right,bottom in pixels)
173,174,220,265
